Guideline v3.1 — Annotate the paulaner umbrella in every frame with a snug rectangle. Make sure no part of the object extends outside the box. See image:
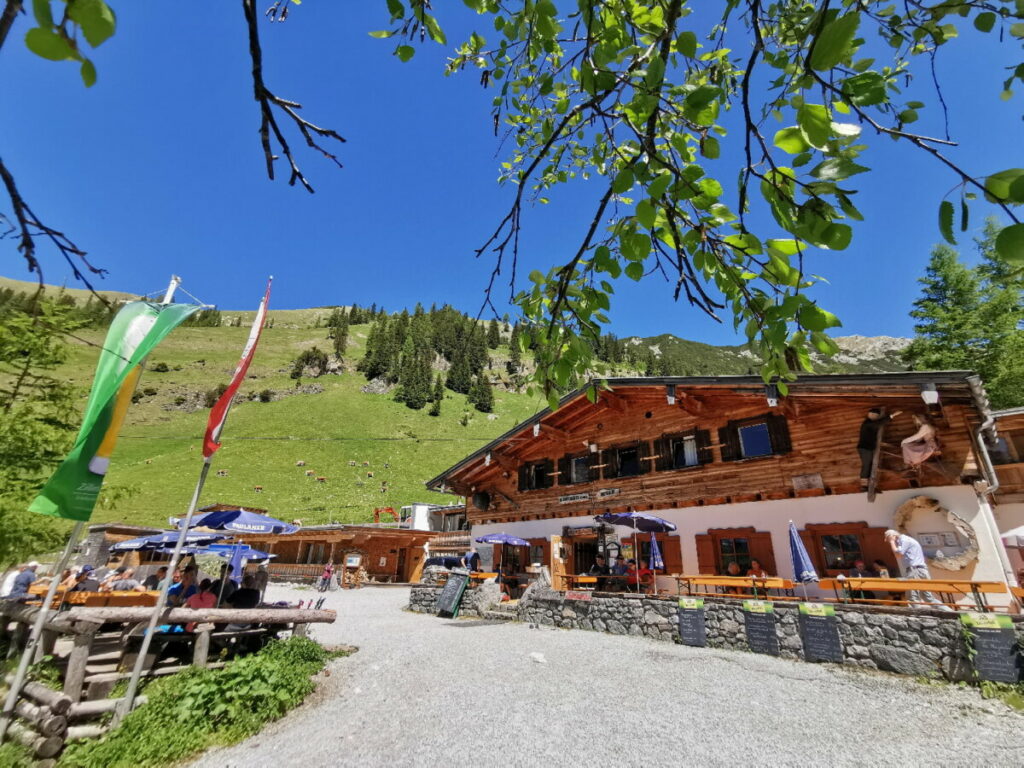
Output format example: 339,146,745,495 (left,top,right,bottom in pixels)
111,531,227,551
788,520,819,600
475,533,530,574
171,508,299,535
595,512,676,594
